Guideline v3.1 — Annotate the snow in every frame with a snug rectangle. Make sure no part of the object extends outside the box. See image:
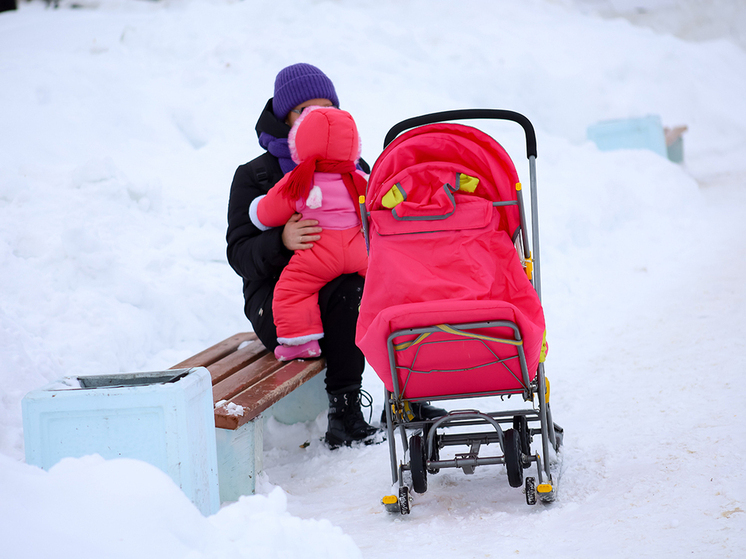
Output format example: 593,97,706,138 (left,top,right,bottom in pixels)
1,0,745,557
216,400,245,417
